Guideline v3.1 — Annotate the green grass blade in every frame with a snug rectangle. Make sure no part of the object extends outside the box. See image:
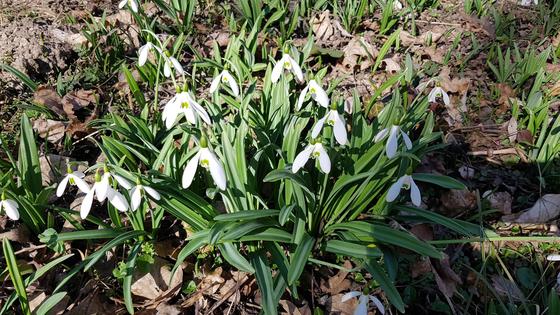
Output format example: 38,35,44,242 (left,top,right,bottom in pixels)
2,239,30,315
35,292,67,315
251,252,276,315
124,243,142,314
287,233,314,285
0,63,37,91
